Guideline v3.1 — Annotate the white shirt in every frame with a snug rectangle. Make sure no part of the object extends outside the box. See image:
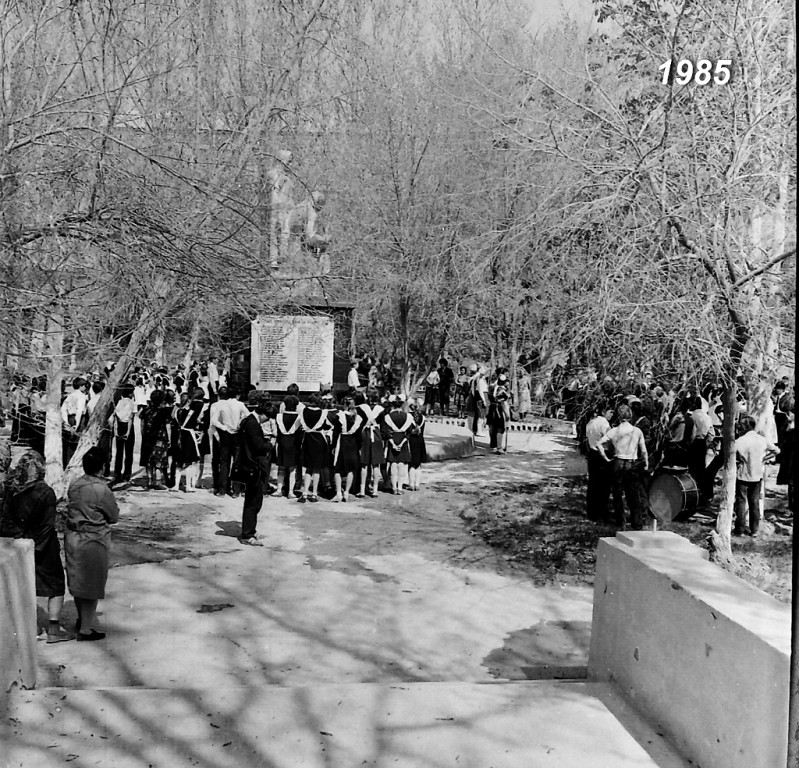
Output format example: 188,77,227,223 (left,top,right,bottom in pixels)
210,398,249,435
585,416,611,451
597,421,648,467
690,409,713,440
133,385,148,408
207,362,219,387
61,389,87,429
735,430,778,482
114,397,135,423
347,368,360,388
